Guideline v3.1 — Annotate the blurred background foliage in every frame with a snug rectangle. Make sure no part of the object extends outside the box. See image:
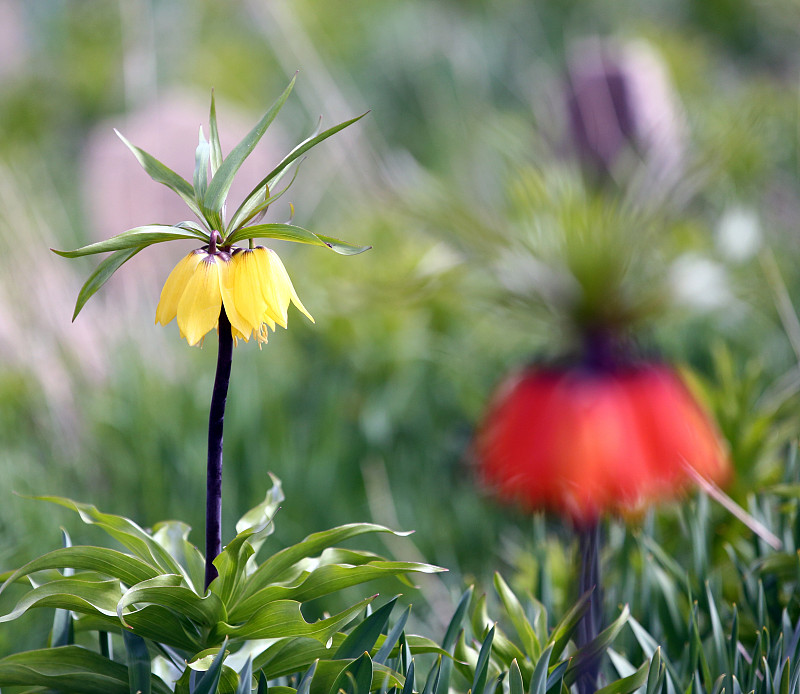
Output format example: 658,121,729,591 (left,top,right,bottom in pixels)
2,0,800,661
